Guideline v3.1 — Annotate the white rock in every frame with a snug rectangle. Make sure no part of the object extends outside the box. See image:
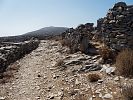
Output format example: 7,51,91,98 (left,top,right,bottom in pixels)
0,97,5,100
51,62,57,67
103,93,113,99
74,75,77,77
48,93,54,99
35,96,40,99
100,65,108,72
75,79,80,85
53,74,56,79
105,67,116,74
99,93,103,97
98,79,103,83
114,77,119,81
95,89,101,94
74,89,80,91
43,75,47,79
92,95,96,98
89,97,93,100
58,92,63,96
